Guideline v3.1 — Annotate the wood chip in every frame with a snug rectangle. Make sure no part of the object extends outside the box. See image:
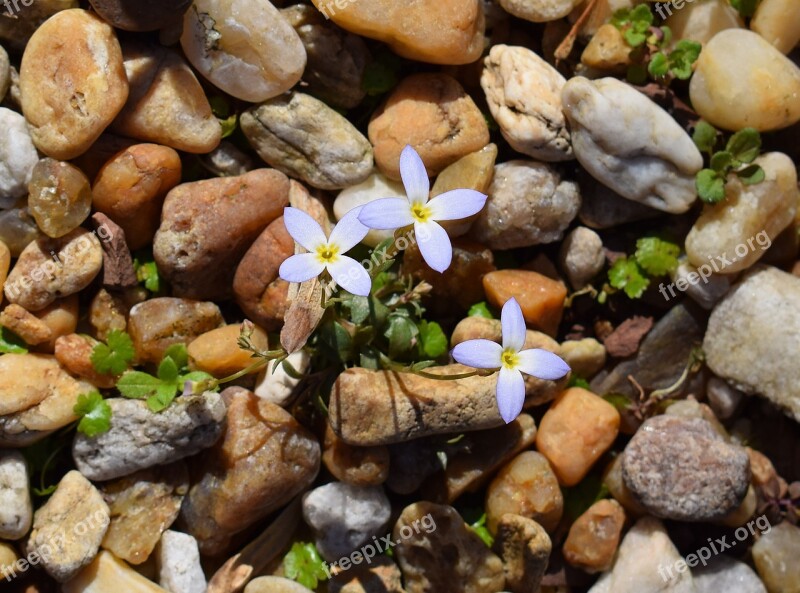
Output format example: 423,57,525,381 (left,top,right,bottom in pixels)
91,212,137,289
603,316,654,358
